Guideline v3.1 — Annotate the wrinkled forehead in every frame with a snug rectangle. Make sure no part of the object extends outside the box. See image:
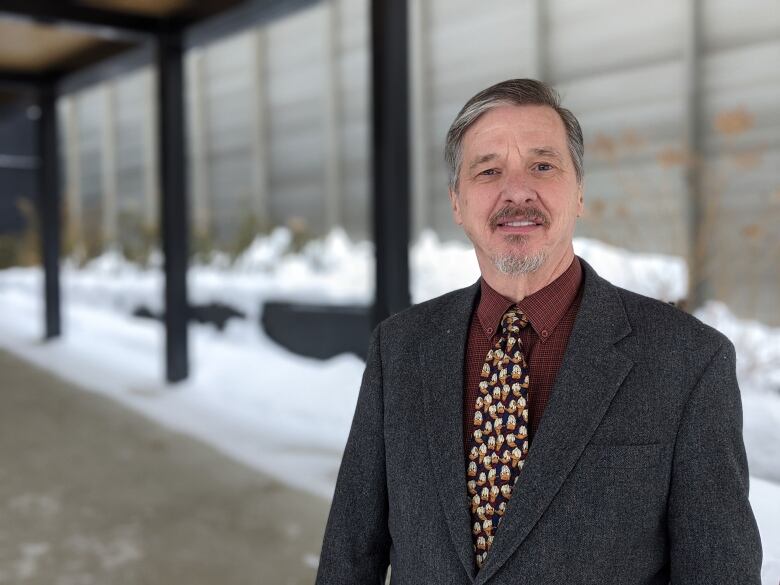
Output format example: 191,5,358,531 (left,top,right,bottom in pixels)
461,104,569,159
